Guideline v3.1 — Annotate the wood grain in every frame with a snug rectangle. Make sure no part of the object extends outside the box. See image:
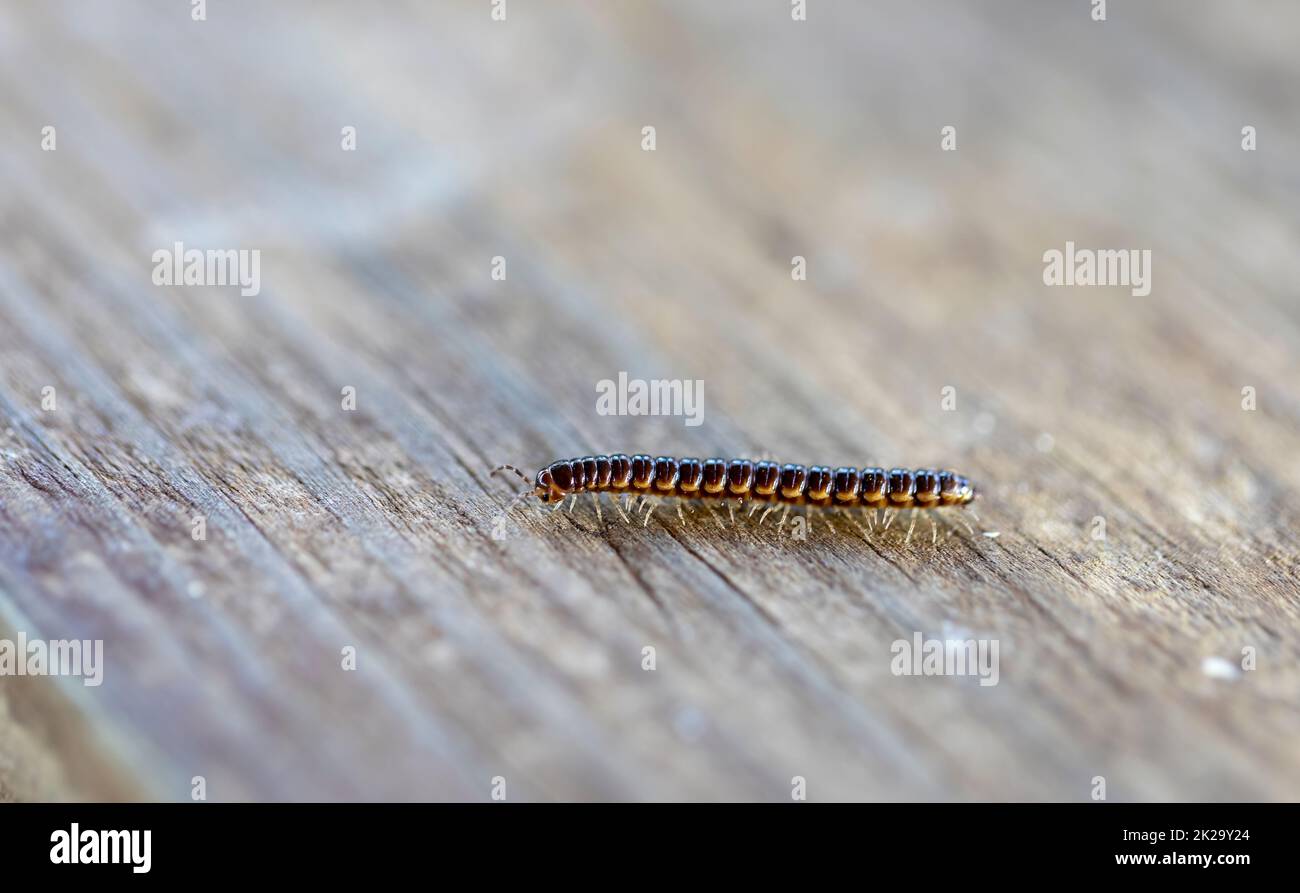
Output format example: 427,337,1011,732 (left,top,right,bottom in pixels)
1,0,1298,801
